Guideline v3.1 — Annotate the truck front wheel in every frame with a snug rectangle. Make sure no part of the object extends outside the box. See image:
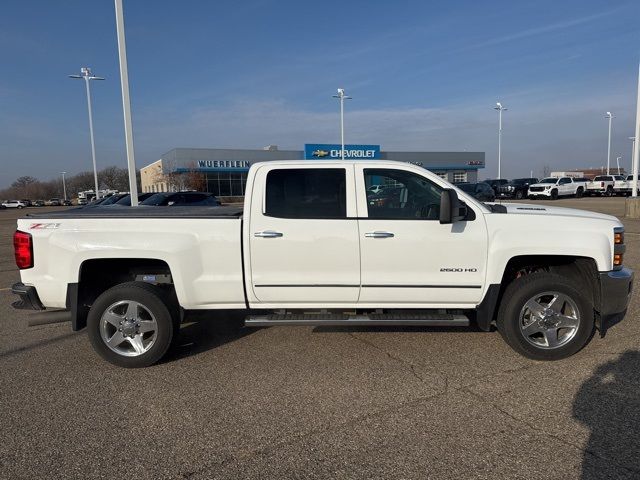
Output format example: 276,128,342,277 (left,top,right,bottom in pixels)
87,282,179,368
550,189,558,200
497,272,594,360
